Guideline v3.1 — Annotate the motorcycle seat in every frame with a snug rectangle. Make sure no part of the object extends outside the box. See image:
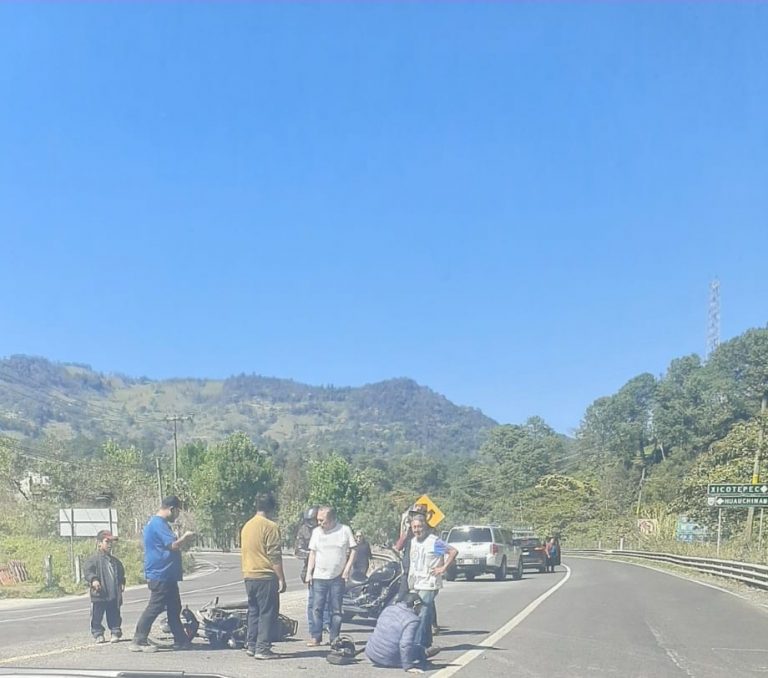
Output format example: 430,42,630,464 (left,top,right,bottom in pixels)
366,561,399,584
